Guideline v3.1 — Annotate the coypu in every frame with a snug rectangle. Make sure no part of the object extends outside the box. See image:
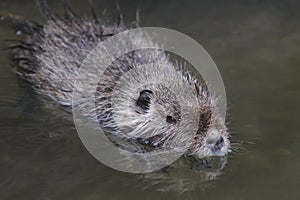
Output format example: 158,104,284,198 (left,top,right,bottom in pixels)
1,1,231,158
